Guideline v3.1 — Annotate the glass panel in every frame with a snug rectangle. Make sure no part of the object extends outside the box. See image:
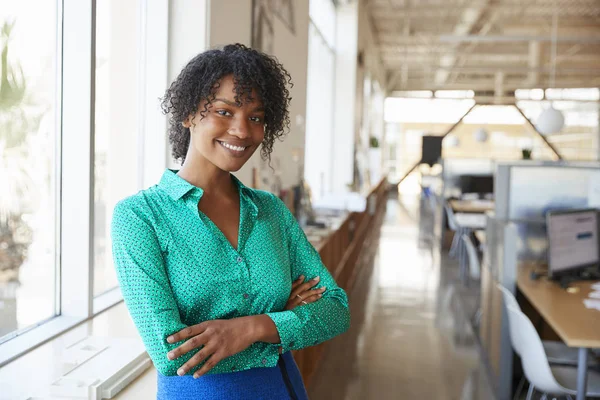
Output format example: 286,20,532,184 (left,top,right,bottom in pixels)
0,1,59,338
93,0,141,296
508,166,600,220
309,0,336,48
304,22,335,201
